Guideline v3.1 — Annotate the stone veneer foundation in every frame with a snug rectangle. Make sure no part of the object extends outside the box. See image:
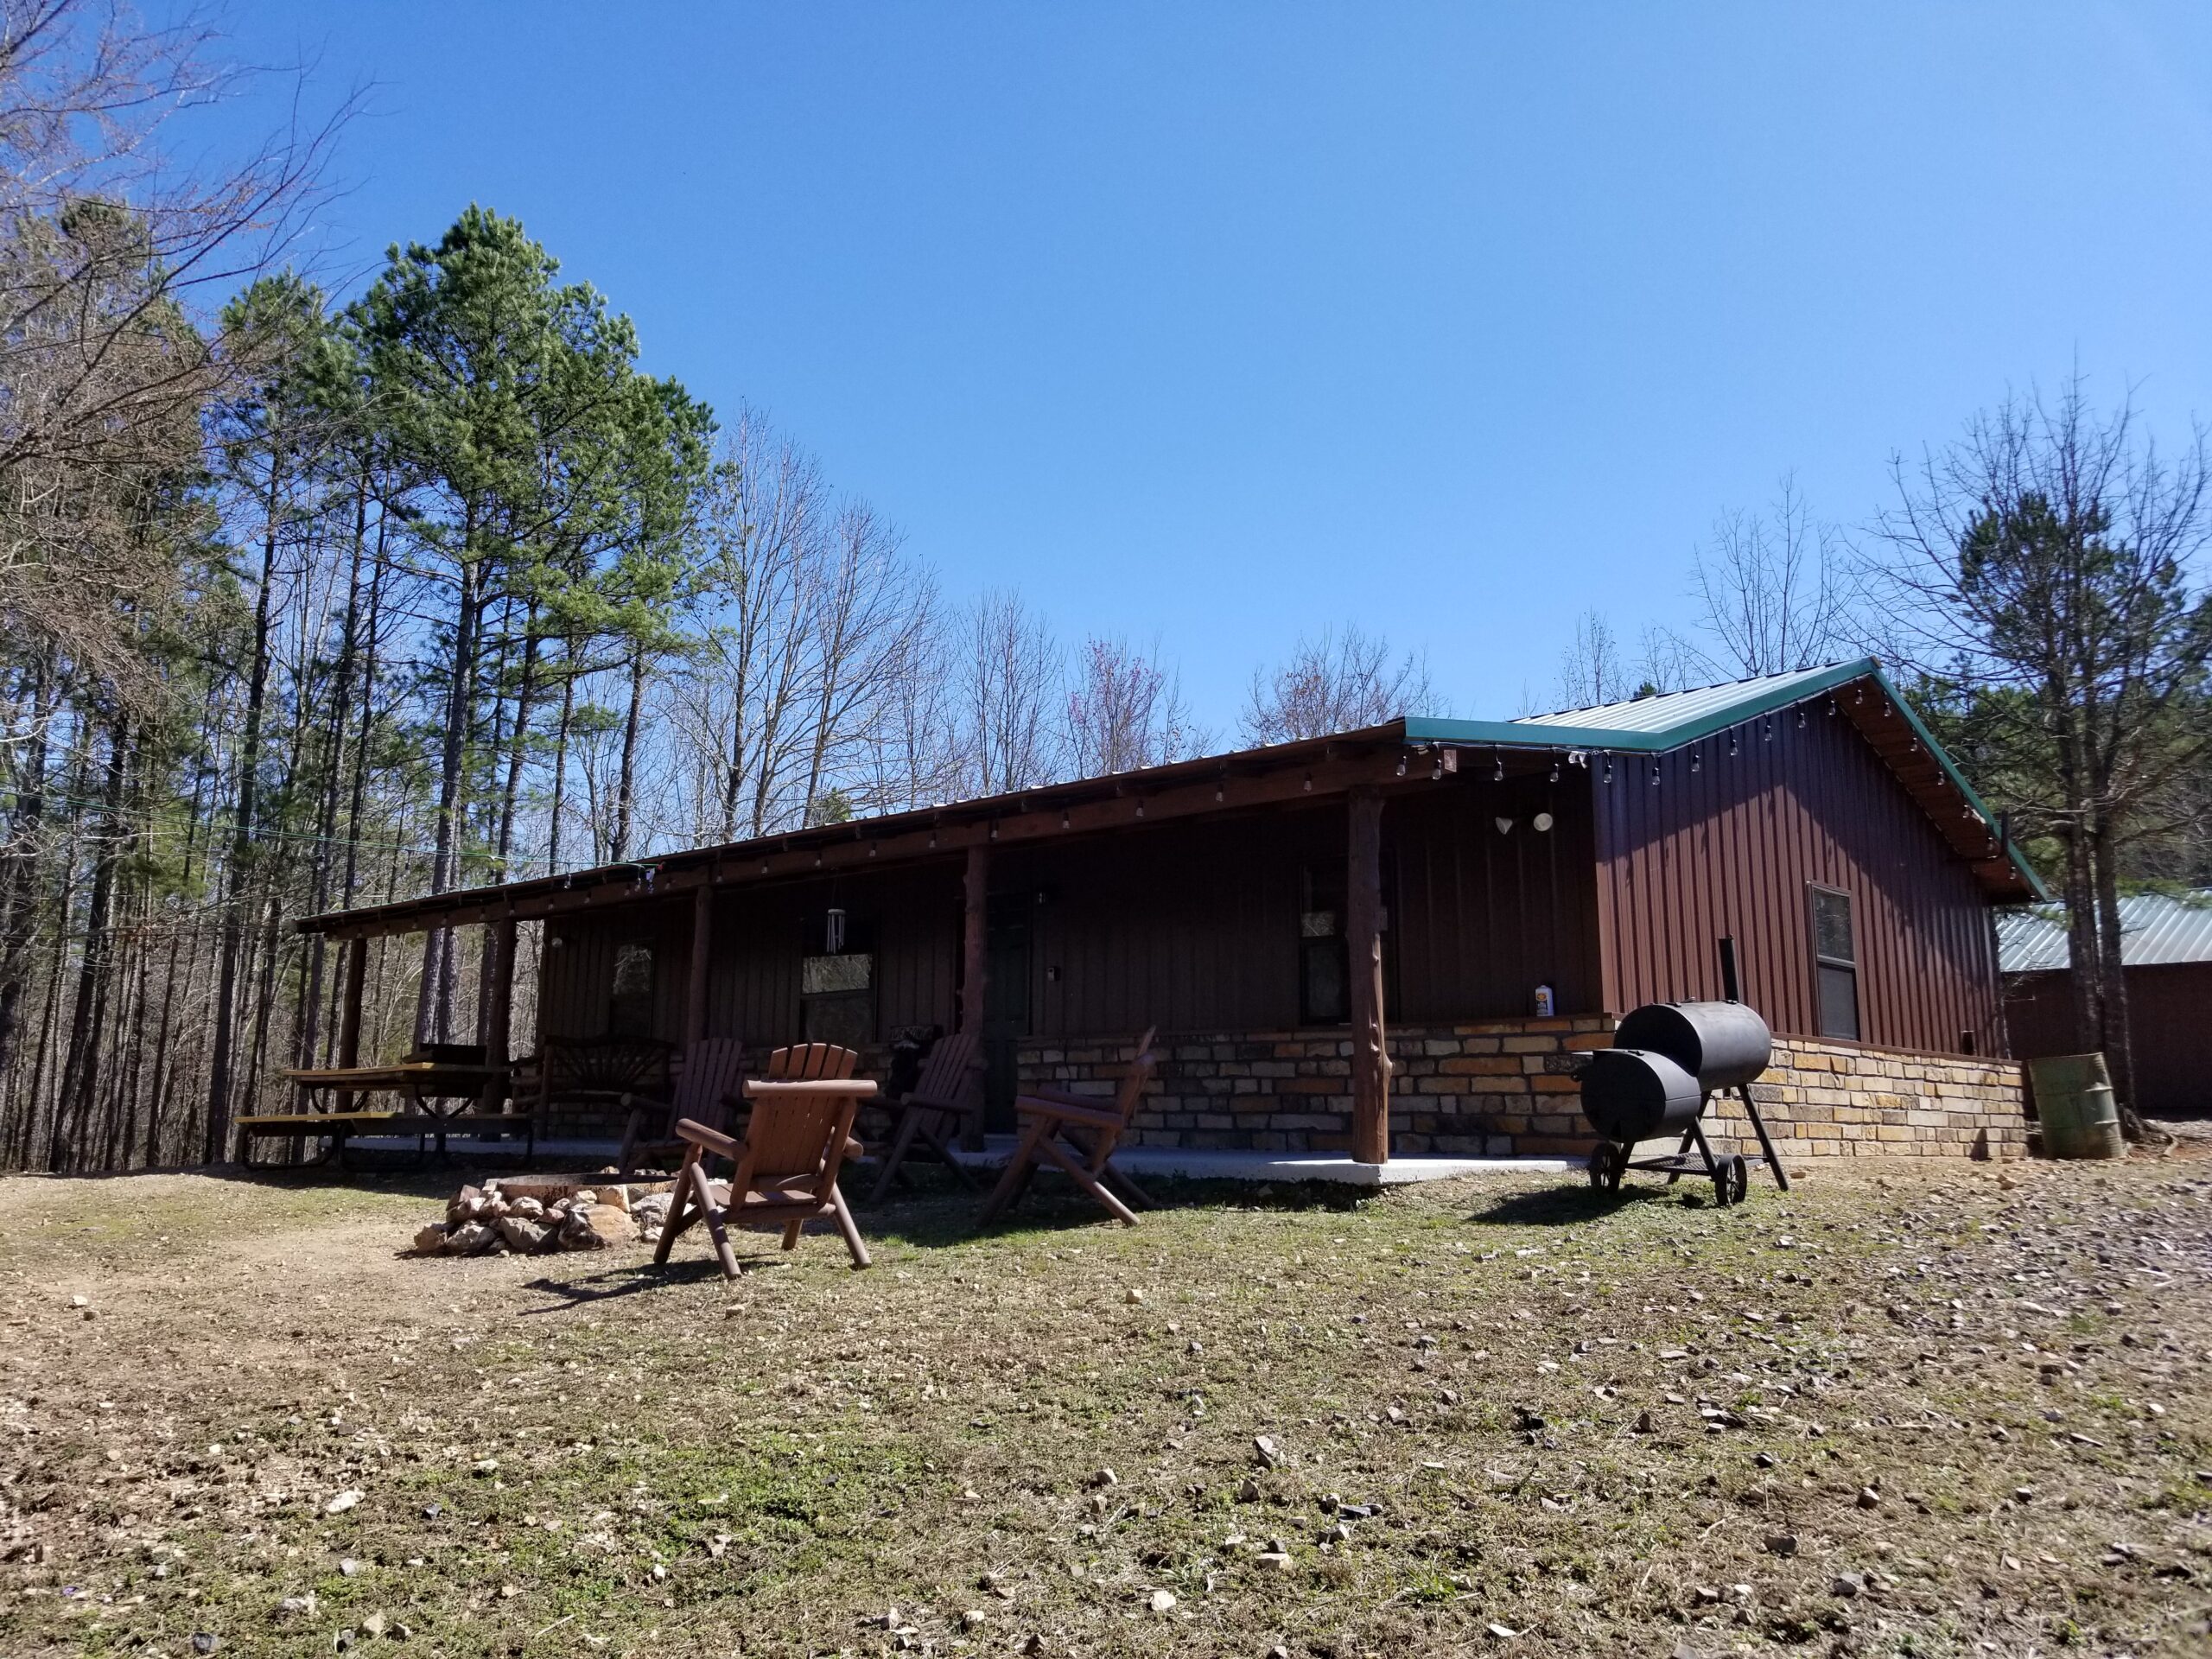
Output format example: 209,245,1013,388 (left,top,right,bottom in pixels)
1019,1017,2029,1162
